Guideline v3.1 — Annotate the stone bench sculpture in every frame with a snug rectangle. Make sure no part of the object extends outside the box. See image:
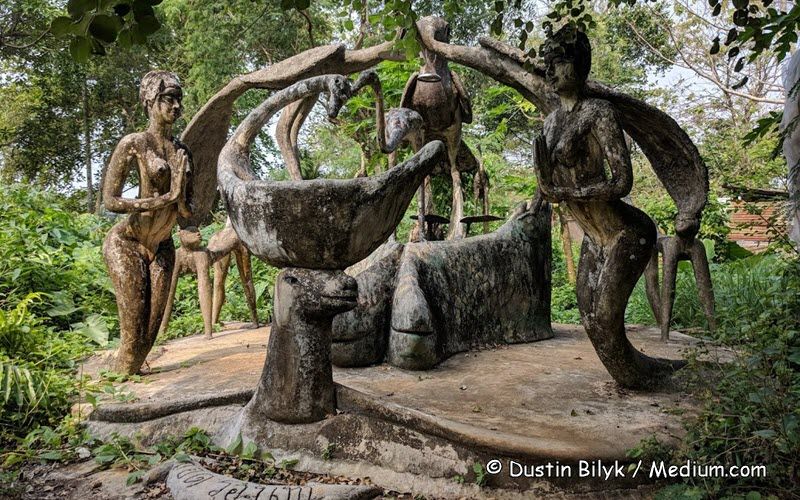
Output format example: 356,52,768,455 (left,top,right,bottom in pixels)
332,198,553,370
